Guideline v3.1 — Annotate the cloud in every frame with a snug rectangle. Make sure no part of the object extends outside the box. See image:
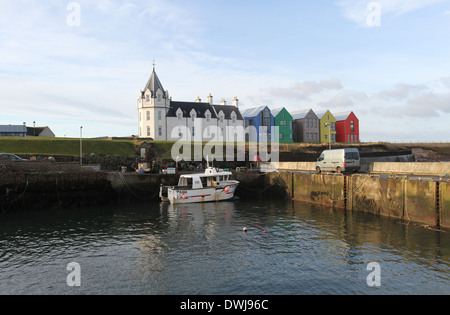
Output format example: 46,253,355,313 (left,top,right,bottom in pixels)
374,79,450,118
337,0,449,26
377,83,429,100
270,78,343,100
